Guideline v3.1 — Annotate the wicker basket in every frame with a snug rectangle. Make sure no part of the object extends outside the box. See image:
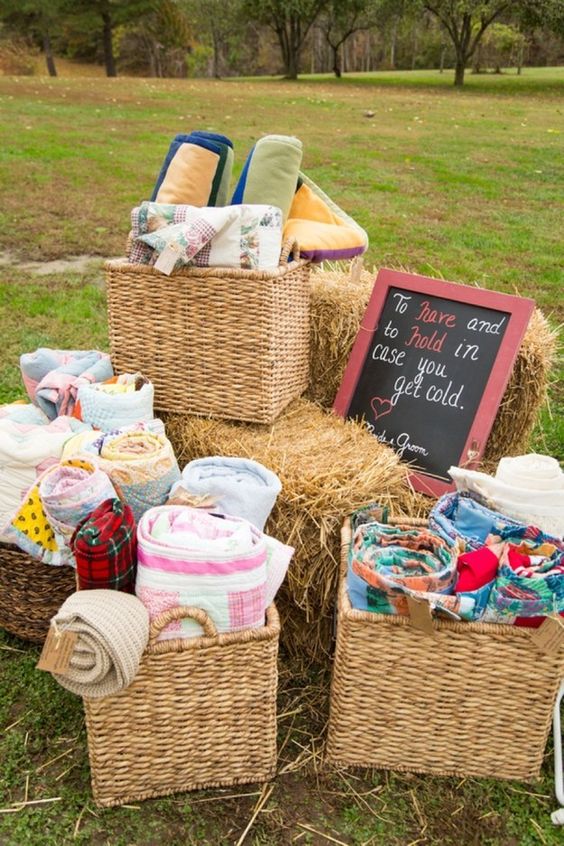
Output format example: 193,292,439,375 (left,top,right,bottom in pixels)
0,543,76,643
326,519,564,781
105,245,310,424
84,604,280,807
